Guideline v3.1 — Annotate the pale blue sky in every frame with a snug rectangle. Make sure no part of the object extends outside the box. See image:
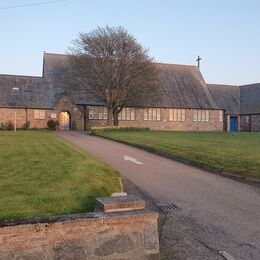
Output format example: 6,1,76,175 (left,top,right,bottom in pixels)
0,0,259,85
